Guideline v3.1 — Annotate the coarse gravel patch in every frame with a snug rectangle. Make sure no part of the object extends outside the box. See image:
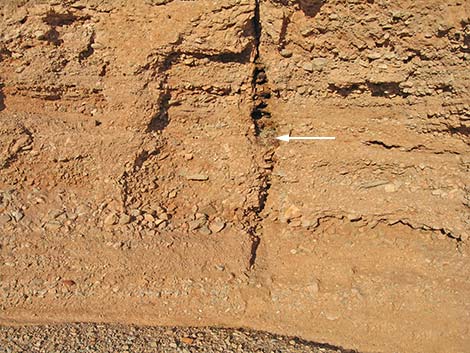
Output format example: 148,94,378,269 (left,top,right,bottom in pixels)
0,324,358,353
